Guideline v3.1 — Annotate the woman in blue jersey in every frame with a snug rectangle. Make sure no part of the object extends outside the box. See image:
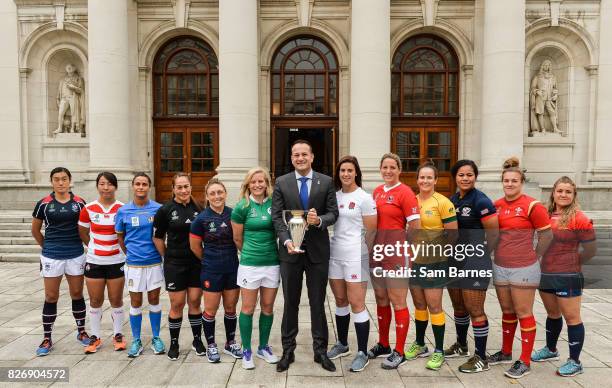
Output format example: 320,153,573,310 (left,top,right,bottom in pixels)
32,167,89,356
115,172,165,358
190,178,242,363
